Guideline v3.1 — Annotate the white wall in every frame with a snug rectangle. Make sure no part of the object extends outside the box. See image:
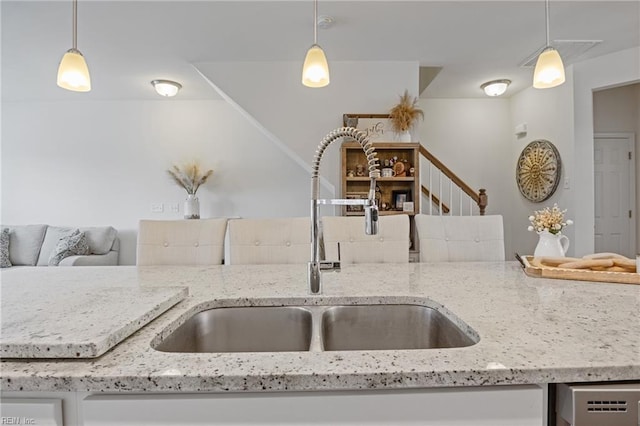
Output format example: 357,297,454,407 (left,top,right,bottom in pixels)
1,100,310,264
572,47,640,255
509,70,576,256
593,83,640,132
3,50,638,266
506,47,640,257
1,61,421,266
195,61,419,195
593,83,640,251
416,98,514,256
